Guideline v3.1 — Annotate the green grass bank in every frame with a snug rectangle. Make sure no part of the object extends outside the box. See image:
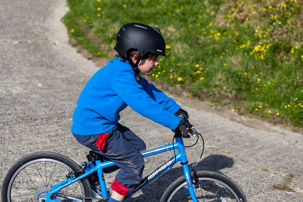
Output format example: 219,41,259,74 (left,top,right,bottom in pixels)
63,0,303,130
